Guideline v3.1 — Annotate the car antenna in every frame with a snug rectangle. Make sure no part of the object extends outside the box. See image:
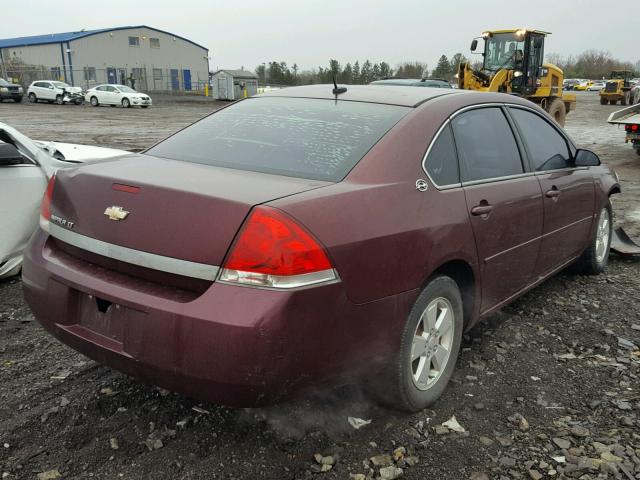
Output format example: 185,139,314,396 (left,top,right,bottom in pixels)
332,74,347,95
